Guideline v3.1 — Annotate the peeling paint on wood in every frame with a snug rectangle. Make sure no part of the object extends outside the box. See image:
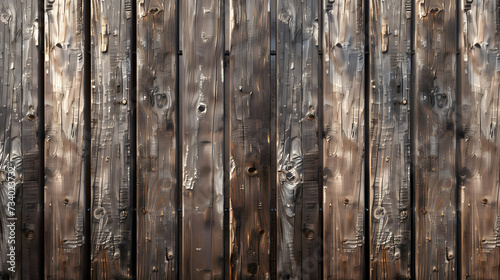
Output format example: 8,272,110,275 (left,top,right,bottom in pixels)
137,0,178,278
322,0,366,278
276,0,320,279
181,0,224,278
227,0,272,278
414,0,457,278
459,0,500,278
90,0,132,278
369,0,412,278
44,0,86,278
